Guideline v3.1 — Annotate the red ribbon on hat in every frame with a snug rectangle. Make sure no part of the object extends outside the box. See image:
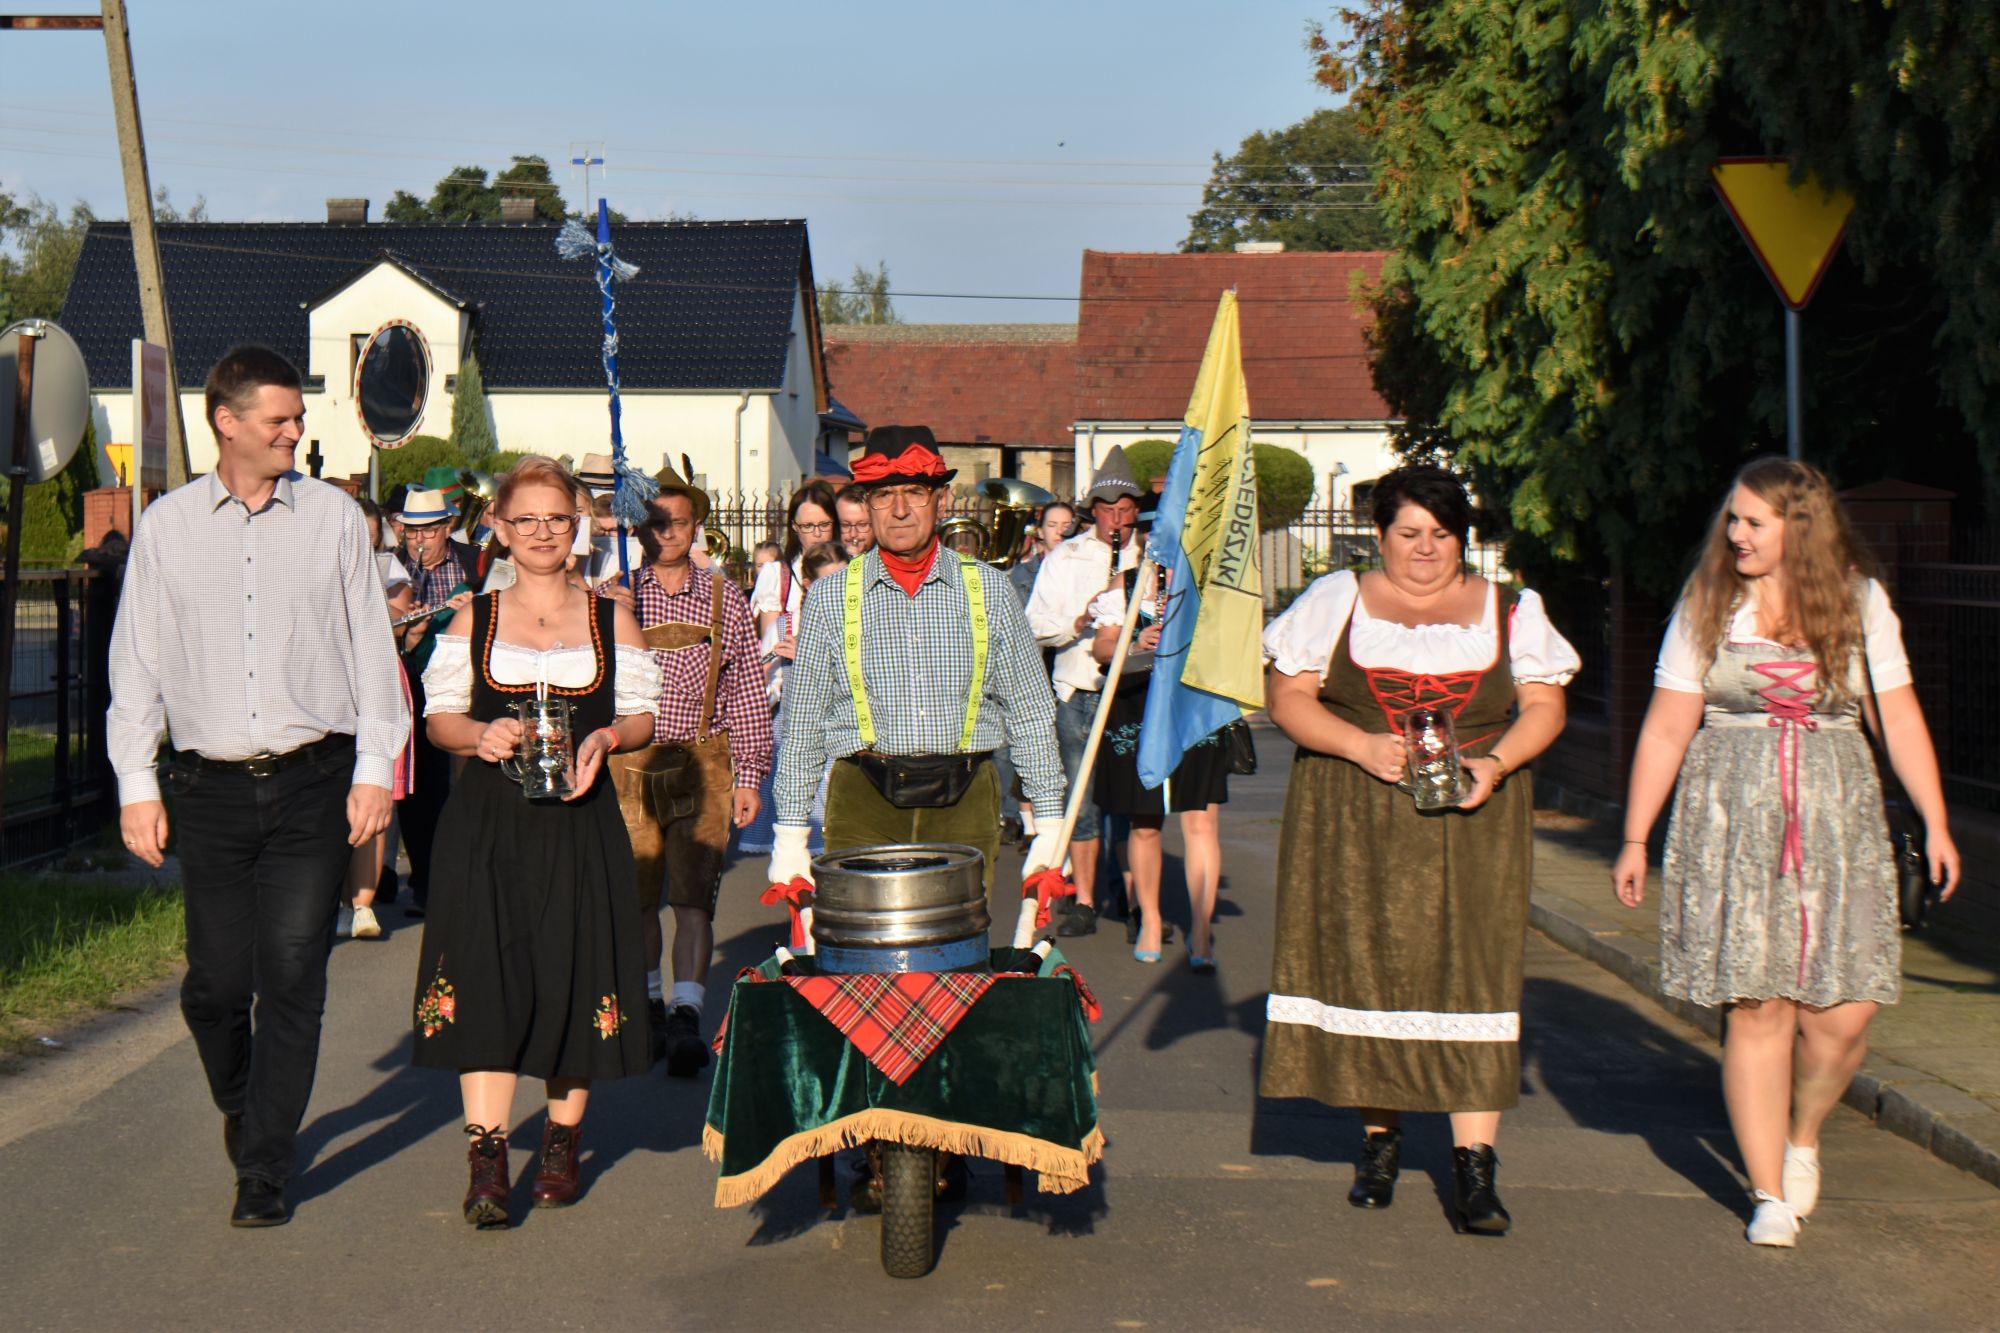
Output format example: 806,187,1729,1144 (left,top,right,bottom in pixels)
760,878,815,949
1021,867,1076,929
852,443,948,483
